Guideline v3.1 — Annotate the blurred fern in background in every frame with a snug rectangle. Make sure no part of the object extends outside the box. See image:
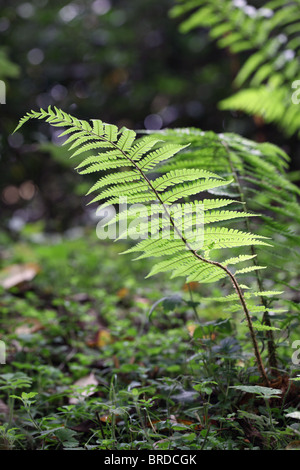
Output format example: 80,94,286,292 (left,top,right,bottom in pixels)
170,0,300,137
